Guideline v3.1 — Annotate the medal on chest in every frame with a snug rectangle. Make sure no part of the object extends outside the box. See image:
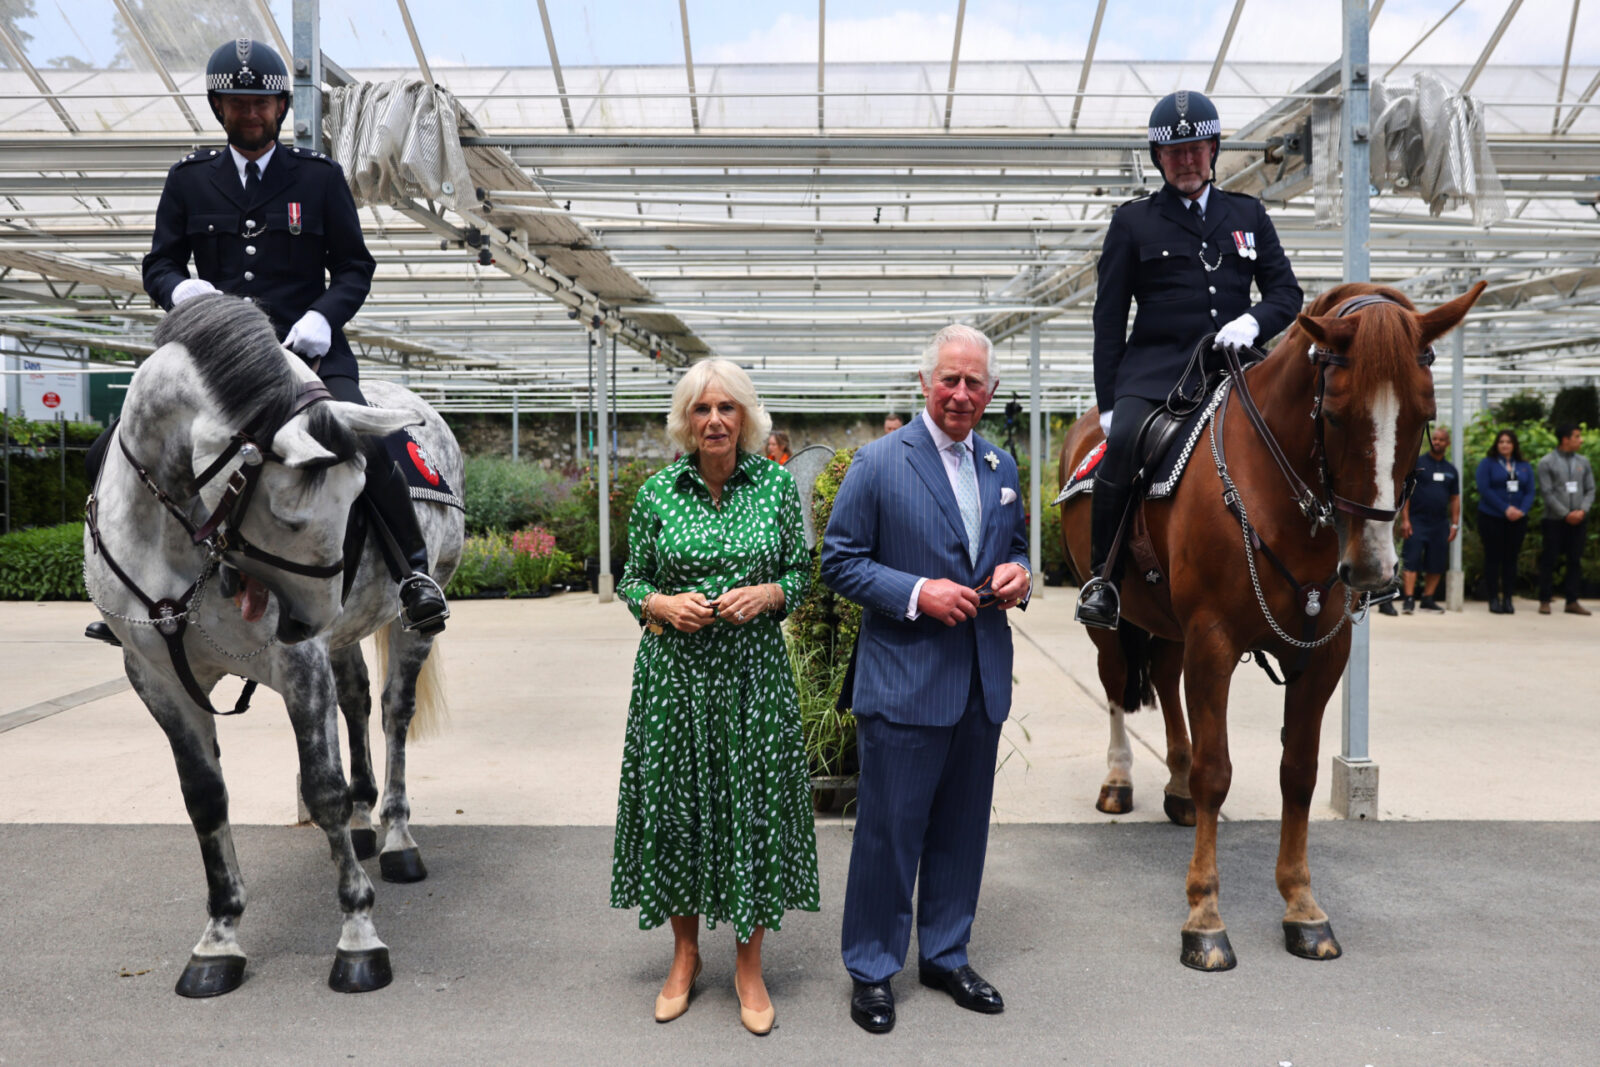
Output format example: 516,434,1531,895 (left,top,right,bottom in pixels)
288,202,302,235
1232,231,1257,260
